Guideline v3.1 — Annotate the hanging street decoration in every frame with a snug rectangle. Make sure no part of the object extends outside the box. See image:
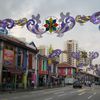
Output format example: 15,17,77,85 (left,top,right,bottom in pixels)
48,49,62,58
26,14,46,38
75,15,90,25
71,52,80,60
44,17,58,33
90,11,100,24
15,18,27,26
0,11,100,37
71,51,99,69
56,12,75,37
89,52,99,60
